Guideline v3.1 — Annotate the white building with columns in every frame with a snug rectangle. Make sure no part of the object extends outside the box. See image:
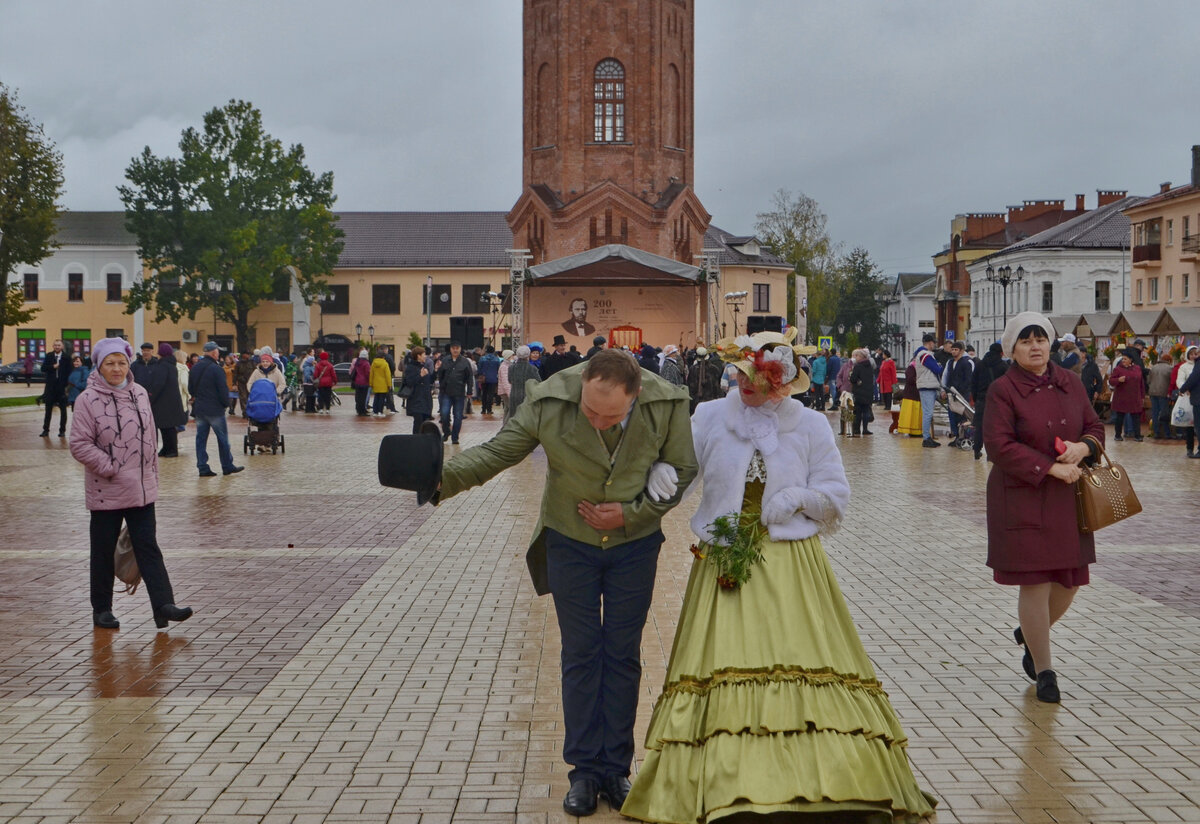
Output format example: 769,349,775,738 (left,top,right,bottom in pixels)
965,195,1143,353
